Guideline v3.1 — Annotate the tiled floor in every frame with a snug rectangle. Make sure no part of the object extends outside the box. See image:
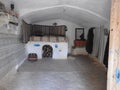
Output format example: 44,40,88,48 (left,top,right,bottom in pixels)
0,55,107,90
